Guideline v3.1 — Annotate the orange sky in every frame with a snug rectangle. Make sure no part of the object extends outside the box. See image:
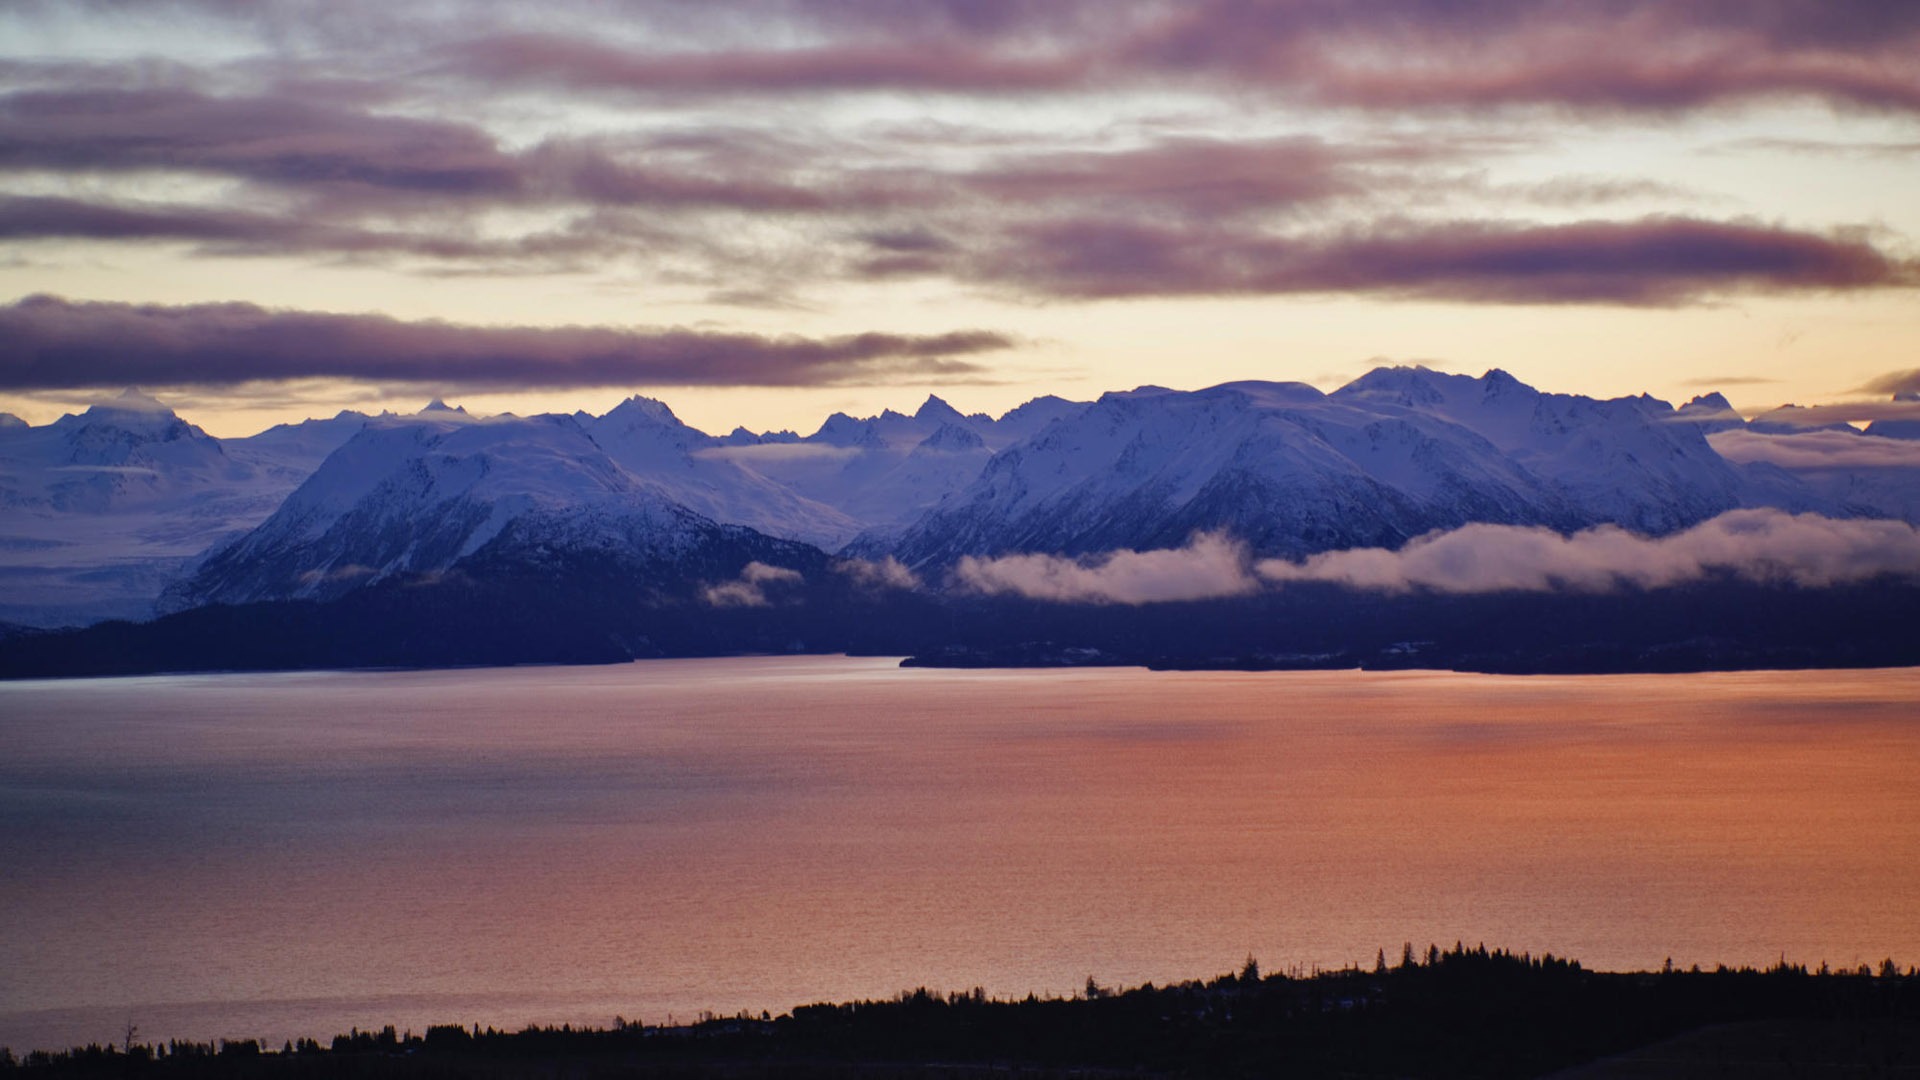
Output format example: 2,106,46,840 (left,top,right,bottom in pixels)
2,2,1916,437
